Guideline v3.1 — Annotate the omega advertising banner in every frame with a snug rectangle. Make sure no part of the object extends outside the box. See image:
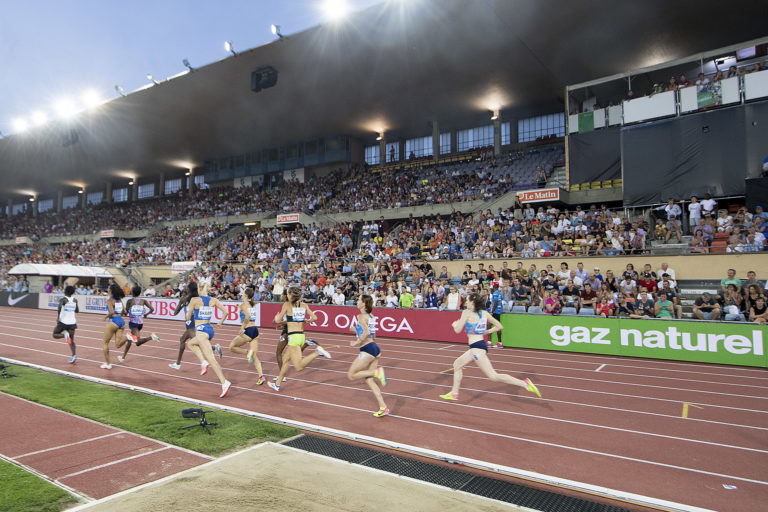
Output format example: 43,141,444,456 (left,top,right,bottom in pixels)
259,303,466,343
